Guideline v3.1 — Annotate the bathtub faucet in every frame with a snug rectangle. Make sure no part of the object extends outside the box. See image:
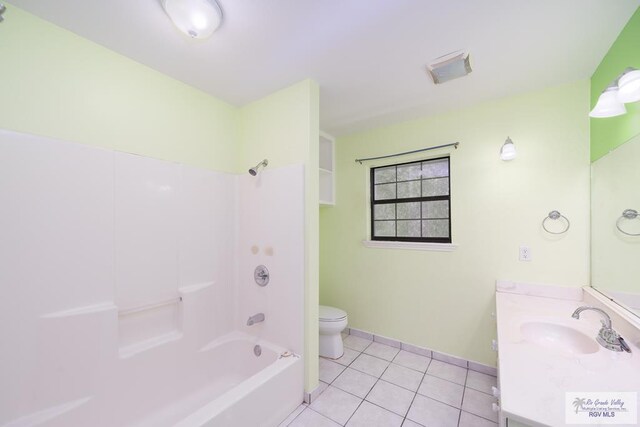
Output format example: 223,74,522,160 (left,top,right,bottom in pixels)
247,313,265,326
